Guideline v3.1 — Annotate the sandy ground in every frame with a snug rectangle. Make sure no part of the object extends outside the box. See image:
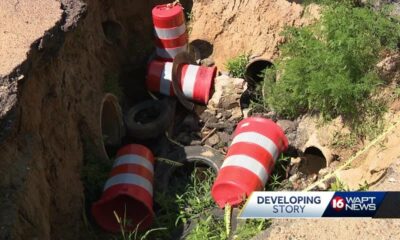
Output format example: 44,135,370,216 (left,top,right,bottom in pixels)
253,113,400,240
0,0,61,76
